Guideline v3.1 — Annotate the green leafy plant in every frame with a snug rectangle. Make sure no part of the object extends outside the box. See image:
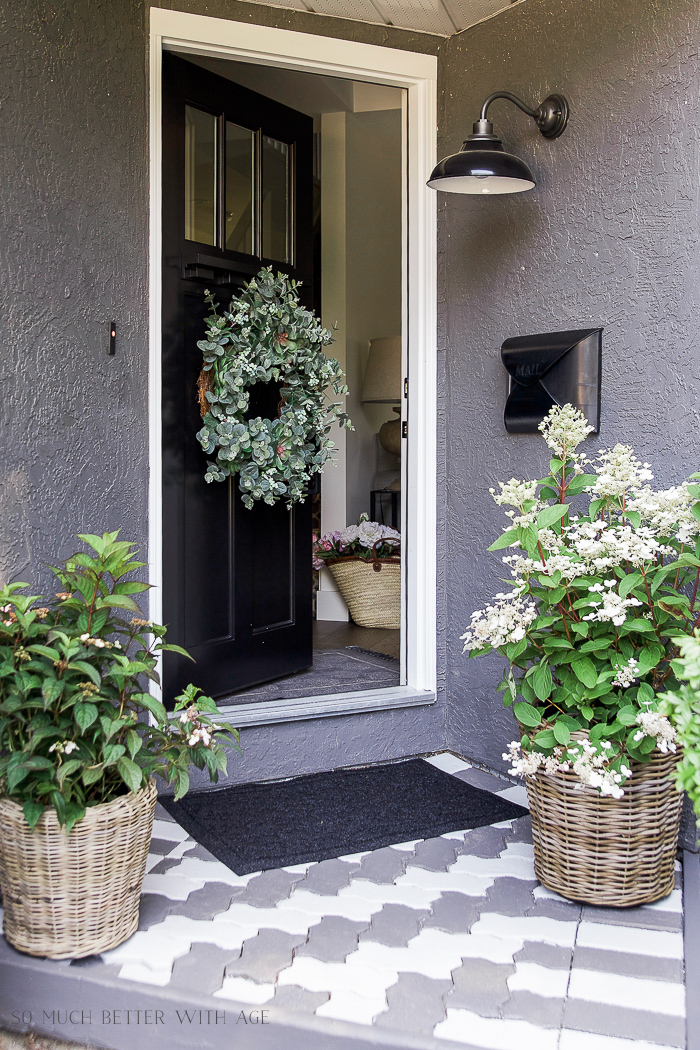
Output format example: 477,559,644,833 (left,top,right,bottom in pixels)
196,267,351,508
462,404,700,798
660,634,700,820
0,532,239,832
